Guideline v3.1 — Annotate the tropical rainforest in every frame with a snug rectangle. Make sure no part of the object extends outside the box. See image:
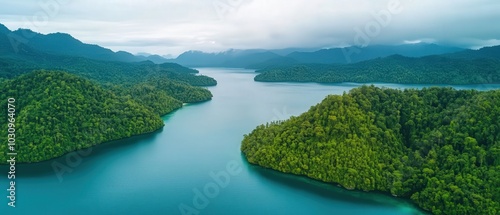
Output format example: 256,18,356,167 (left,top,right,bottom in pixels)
0,24,216,163
0,67,215,164
242,86,500,215
0,71,165,163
